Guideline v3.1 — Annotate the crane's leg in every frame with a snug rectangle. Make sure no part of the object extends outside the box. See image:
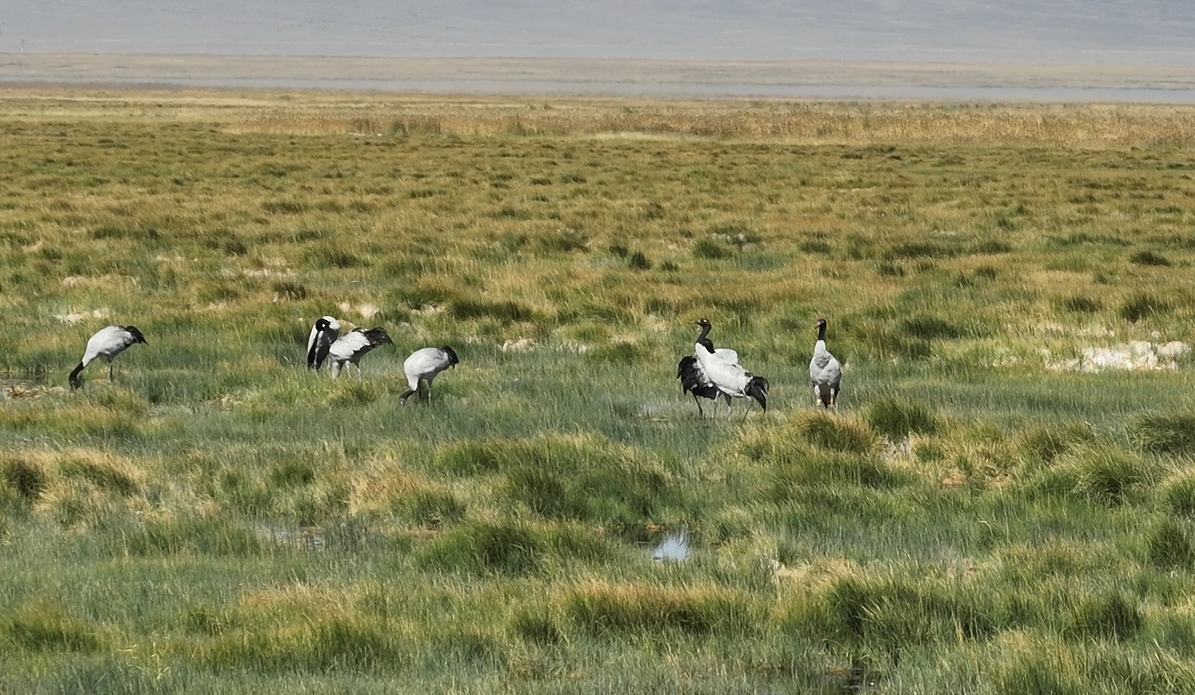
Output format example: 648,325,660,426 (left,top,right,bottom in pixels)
692,395,704,419
107,357,115,381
